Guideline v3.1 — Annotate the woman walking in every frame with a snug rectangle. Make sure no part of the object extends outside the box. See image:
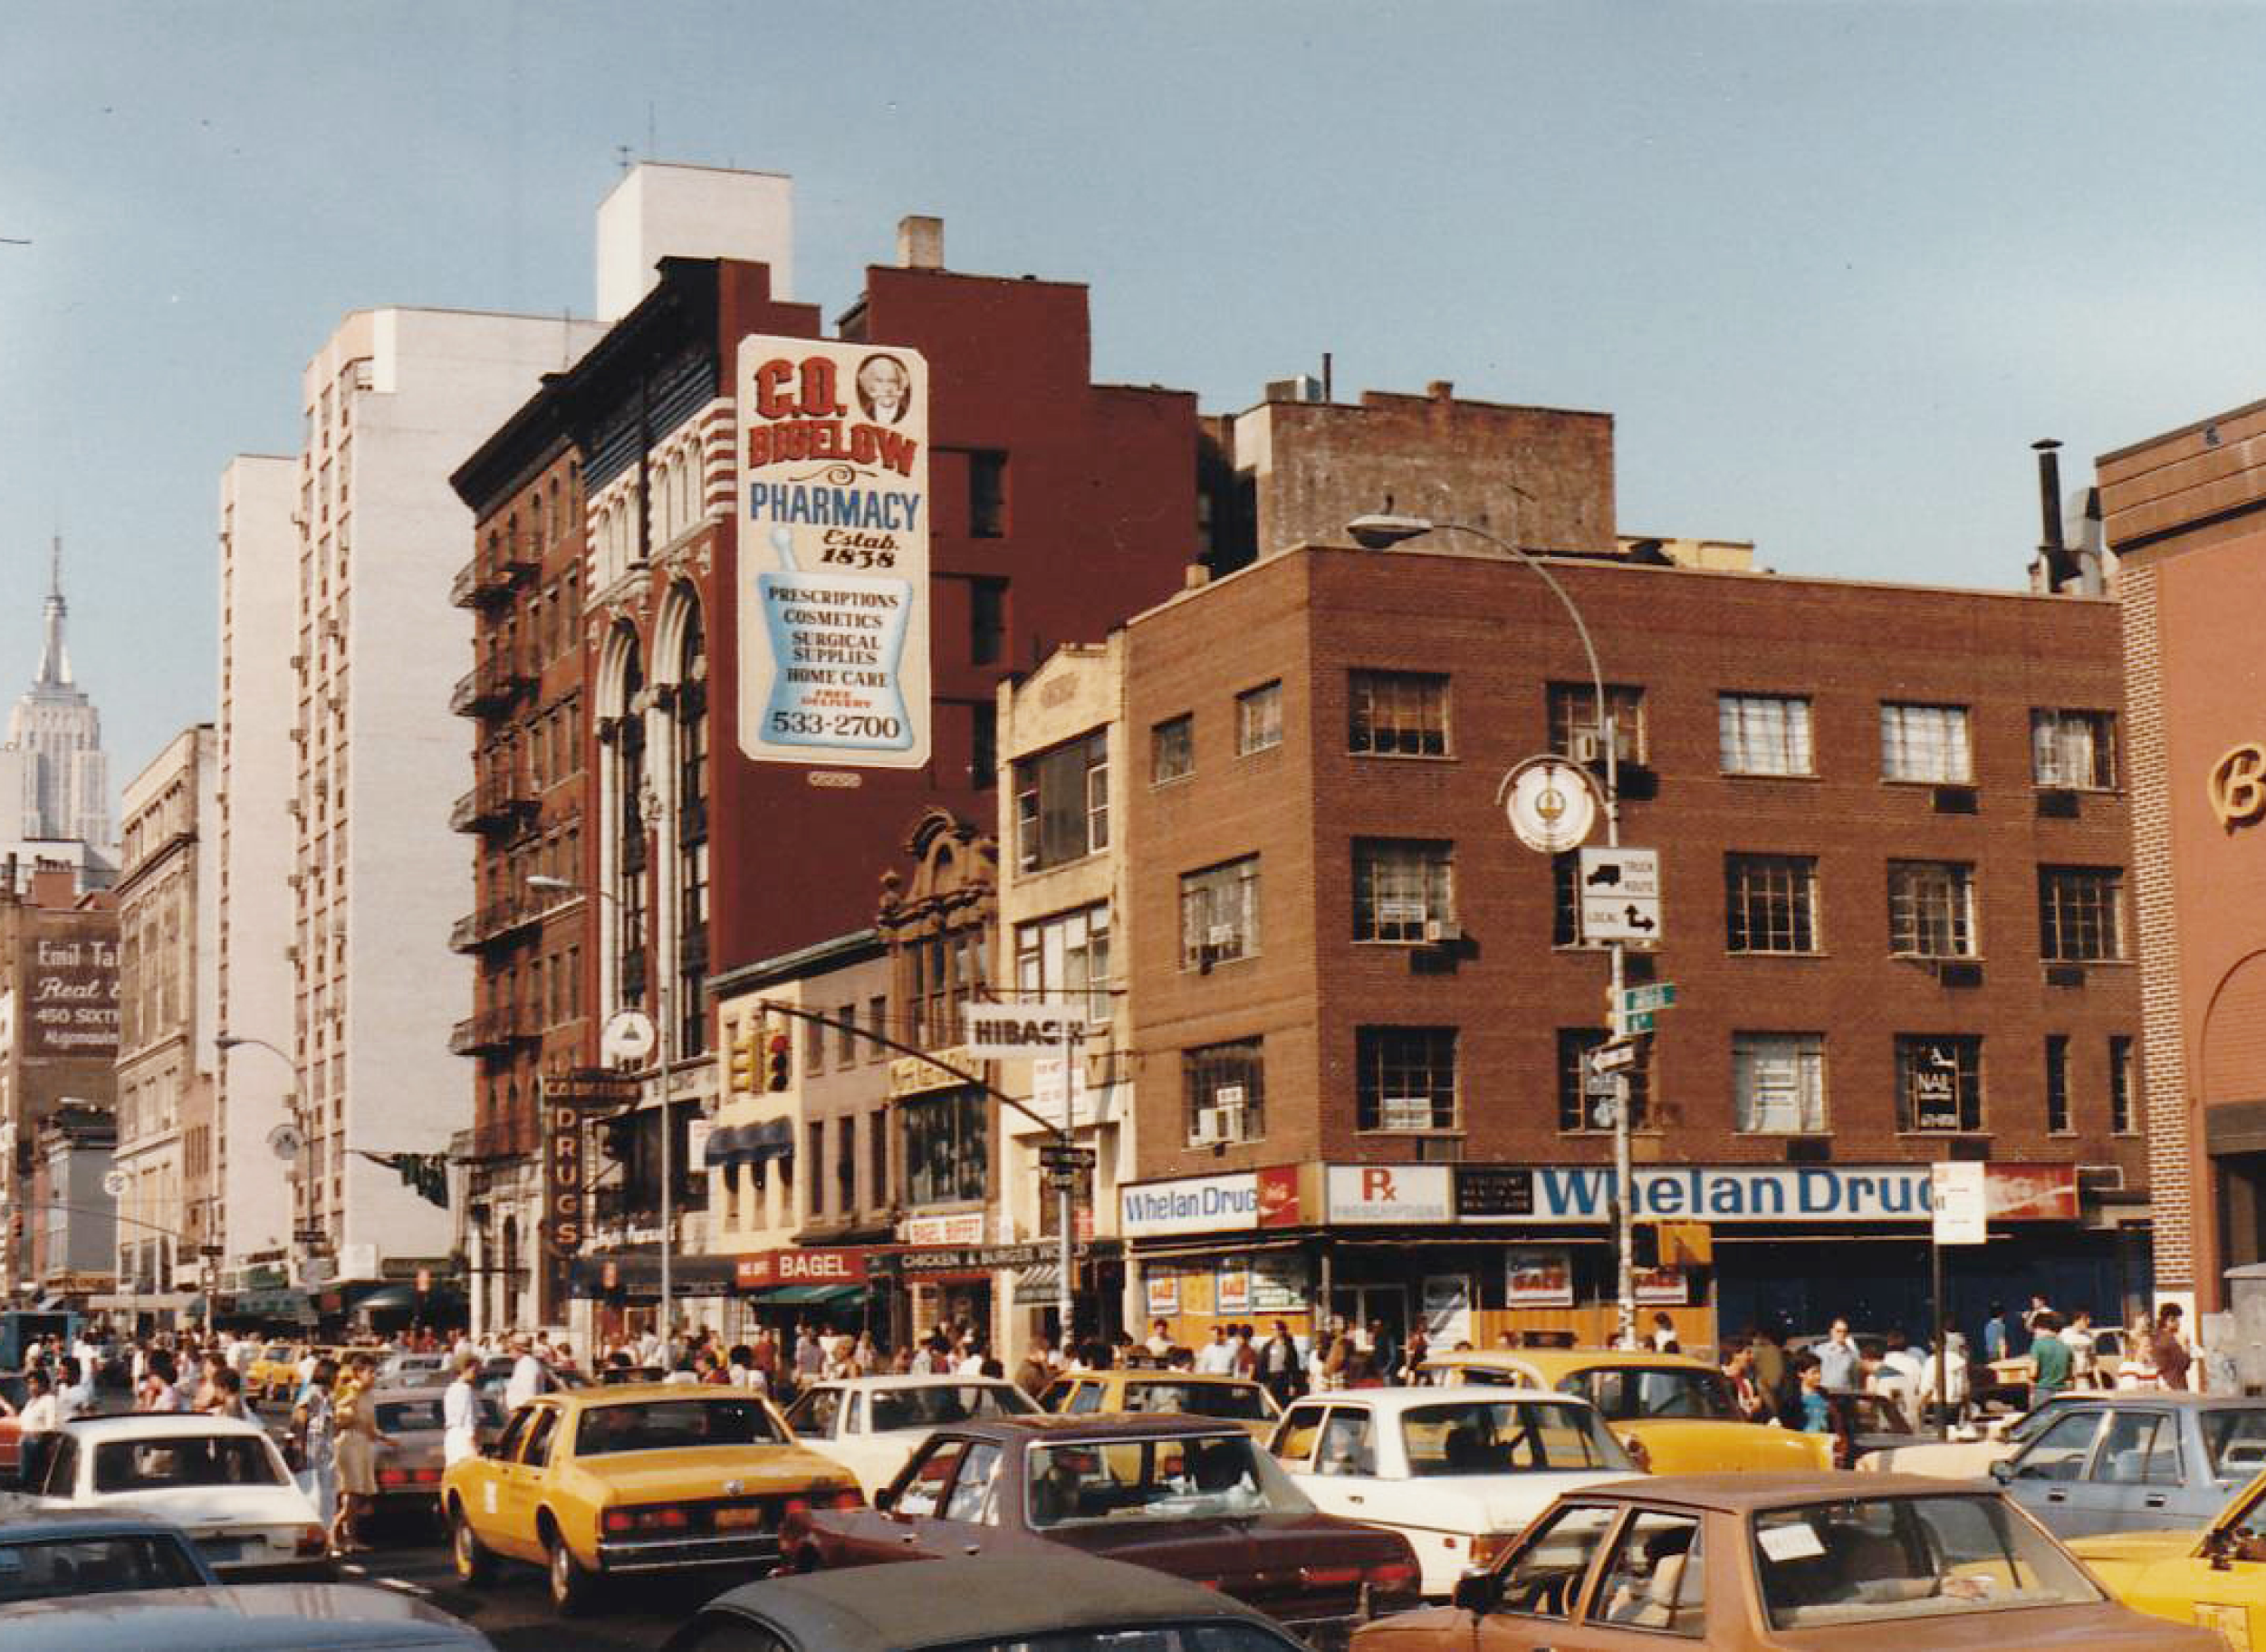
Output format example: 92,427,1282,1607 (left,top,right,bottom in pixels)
331,1359,385,1553
292,1357,341,1544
